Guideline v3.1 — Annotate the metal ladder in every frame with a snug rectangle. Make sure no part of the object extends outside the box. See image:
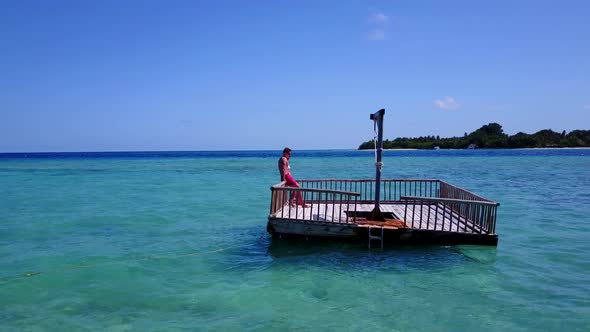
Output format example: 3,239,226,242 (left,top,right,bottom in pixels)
368,225,384,249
